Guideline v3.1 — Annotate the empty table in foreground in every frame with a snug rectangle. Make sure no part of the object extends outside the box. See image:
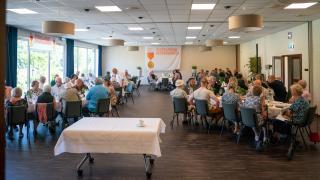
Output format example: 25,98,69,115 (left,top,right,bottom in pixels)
54,117,166,177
